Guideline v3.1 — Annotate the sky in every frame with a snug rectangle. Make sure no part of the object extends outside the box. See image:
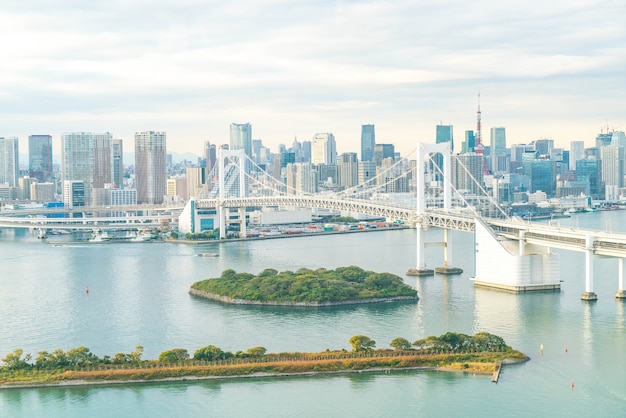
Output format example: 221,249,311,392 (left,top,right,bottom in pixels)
1,0,625,161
